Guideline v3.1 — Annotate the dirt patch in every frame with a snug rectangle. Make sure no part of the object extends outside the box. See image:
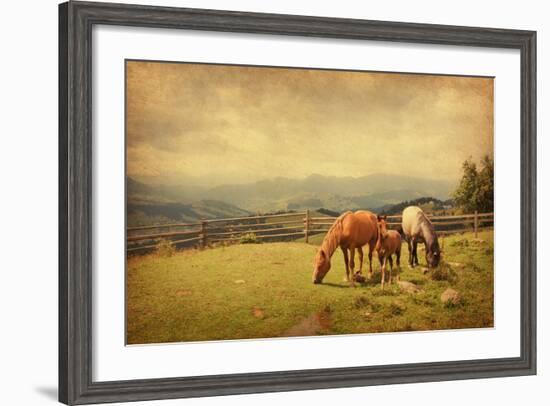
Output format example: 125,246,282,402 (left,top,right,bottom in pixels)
283,308,332,337
175,290,192,297
252,307,265,319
